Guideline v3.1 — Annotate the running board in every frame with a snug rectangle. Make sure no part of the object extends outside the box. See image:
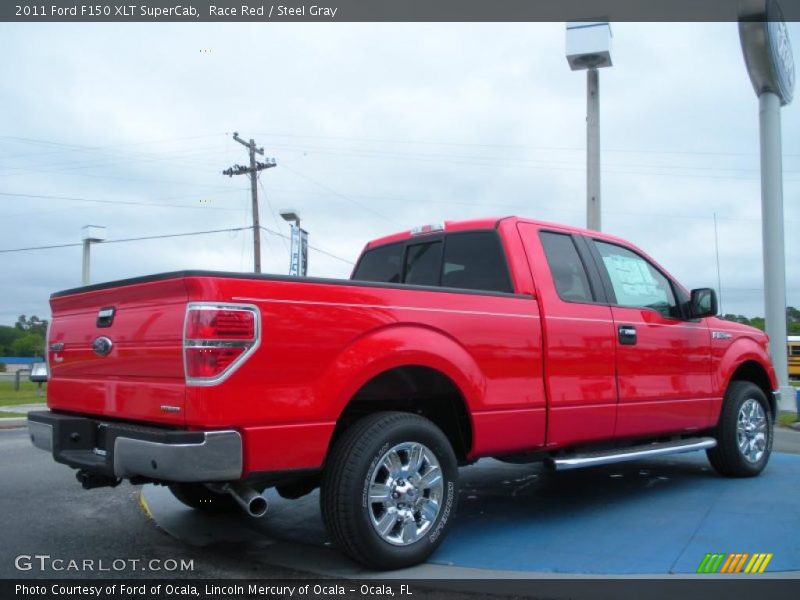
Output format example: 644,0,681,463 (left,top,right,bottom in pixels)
548,437,717,471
